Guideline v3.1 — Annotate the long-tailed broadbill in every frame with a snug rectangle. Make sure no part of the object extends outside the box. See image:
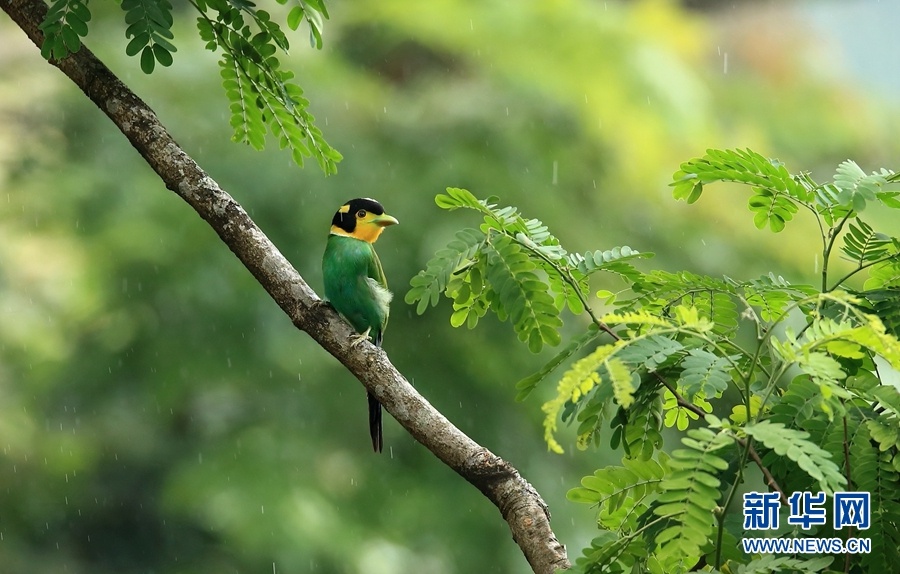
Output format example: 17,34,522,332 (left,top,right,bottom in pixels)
322,198,398,452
